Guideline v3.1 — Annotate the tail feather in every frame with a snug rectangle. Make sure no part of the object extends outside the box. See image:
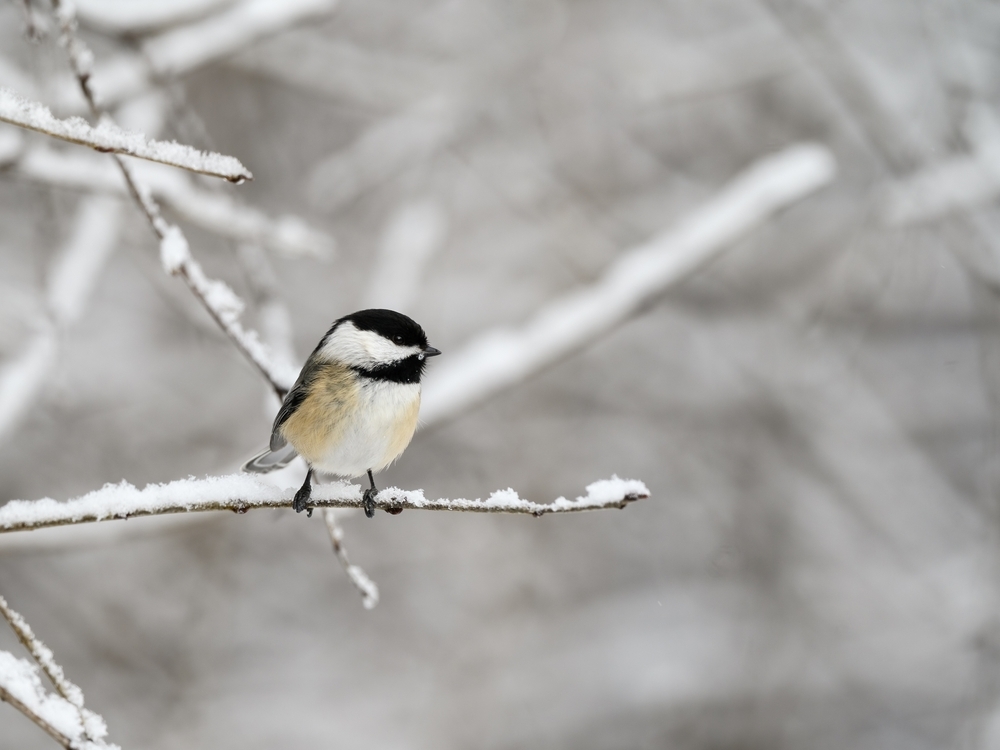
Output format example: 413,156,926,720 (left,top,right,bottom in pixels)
242,443,299,473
